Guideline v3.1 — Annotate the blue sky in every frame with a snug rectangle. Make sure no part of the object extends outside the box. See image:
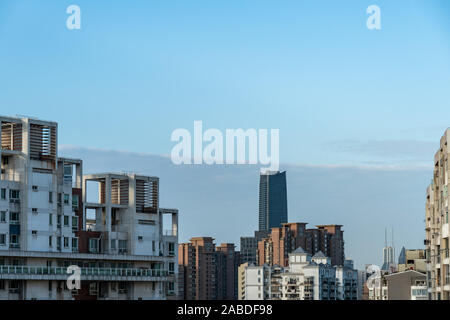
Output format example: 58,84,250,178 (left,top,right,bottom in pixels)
1,1,450,267
1,0,449,166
